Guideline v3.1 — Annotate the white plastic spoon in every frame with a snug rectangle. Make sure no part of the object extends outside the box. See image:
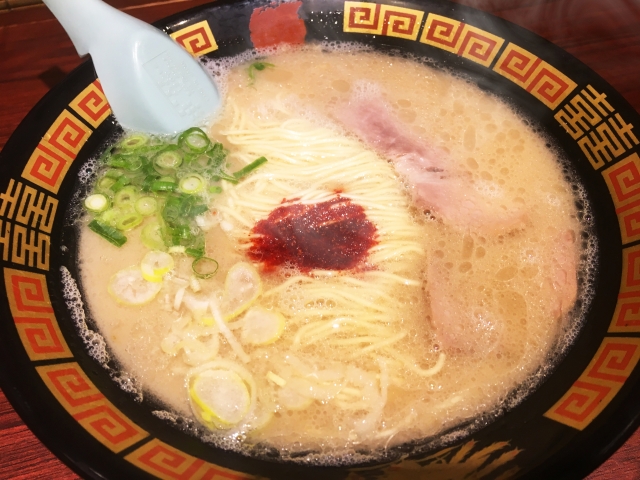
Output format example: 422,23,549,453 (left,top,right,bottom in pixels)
43,0,220,134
